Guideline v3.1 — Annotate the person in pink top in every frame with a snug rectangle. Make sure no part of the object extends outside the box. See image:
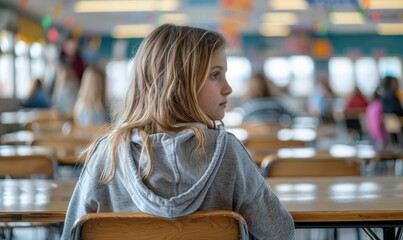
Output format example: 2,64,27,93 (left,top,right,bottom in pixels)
366,89,386,147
